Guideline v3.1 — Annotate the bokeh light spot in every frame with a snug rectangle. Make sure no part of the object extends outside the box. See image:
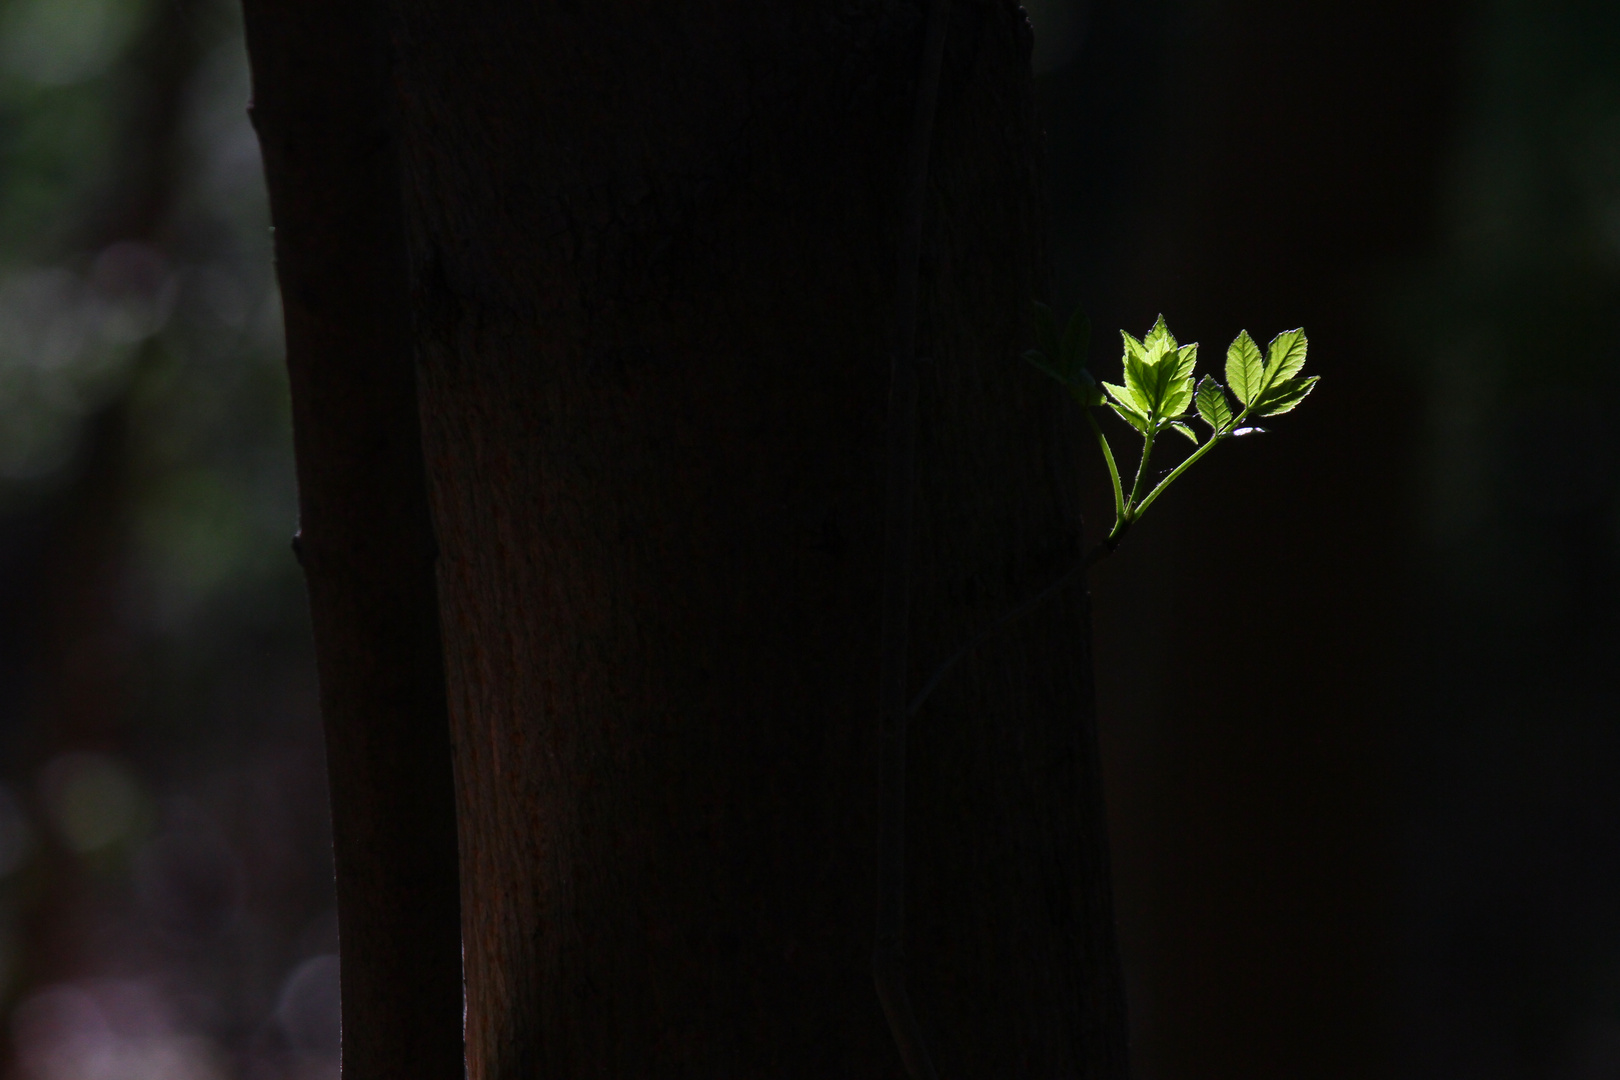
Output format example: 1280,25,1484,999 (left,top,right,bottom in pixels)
39,753,145,854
